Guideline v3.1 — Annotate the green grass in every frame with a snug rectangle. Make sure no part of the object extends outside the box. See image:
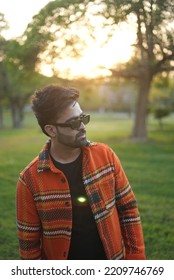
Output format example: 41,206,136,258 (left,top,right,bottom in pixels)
0,112,174,259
